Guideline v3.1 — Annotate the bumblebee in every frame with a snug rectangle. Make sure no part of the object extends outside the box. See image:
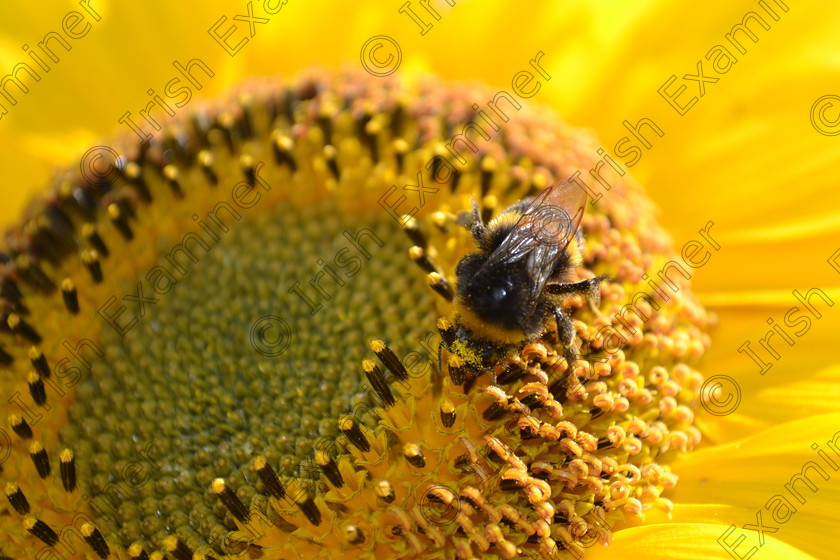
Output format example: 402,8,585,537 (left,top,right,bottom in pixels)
448,178,606,371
